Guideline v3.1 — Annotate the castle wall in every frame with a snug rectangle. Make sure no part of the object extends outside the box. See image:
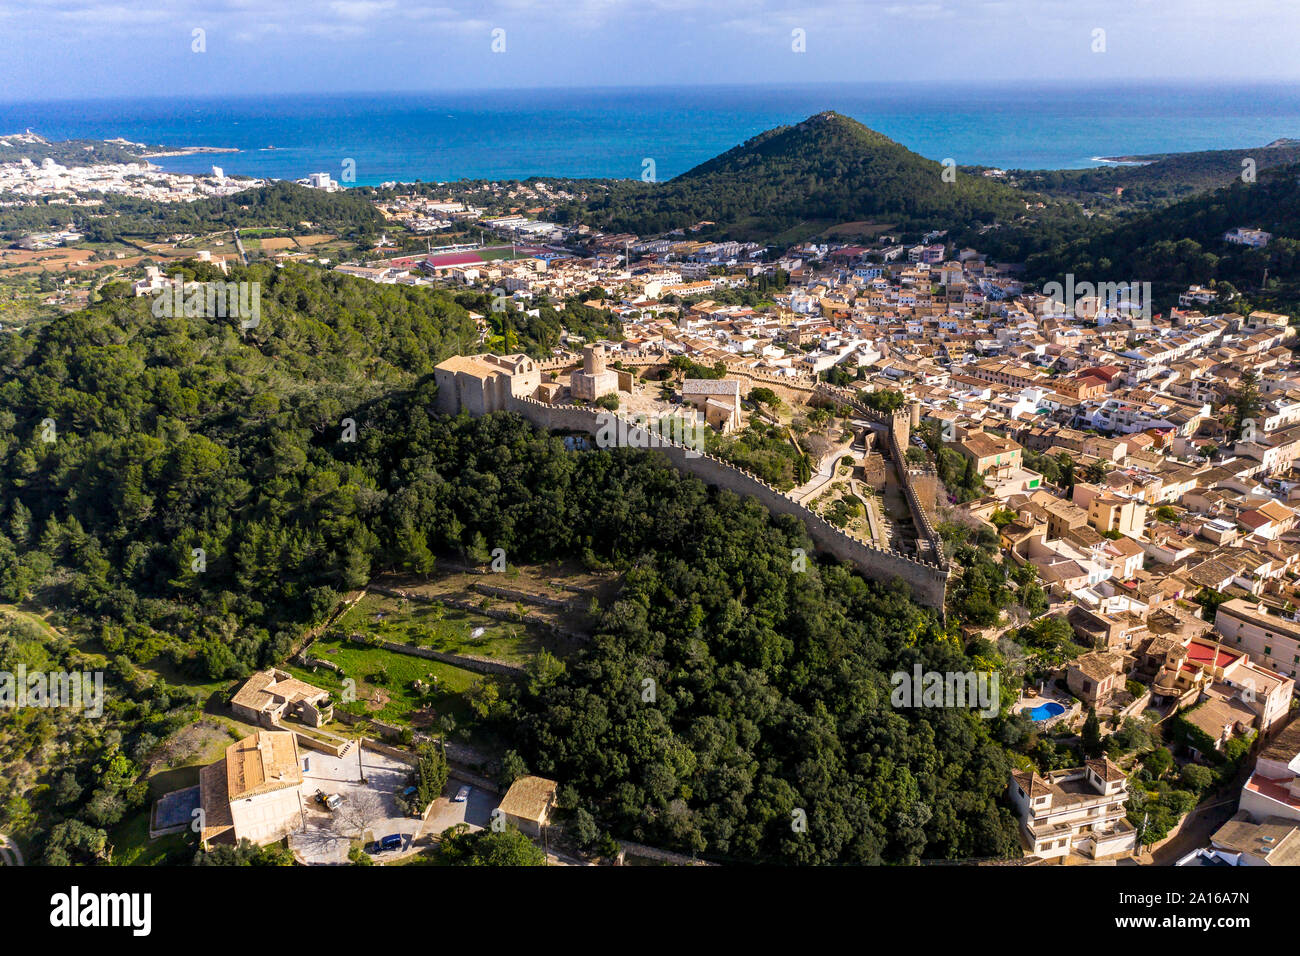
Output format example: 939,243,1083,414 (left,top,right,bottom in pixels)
506,395,949,609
